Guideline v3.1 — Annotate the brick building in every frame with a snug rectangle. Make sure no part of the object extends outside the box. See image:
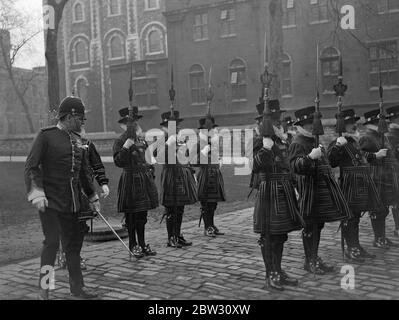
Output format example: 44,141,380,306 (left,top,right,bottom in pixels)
57,0,168,132
0,30,48,136
164,0,399,126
